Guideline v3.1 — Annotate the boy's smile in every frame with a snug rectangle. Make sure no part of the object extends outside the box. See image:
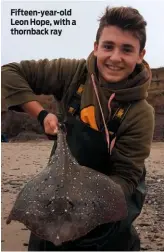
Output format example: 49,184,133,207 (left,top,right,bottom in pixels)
94,25,145,83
